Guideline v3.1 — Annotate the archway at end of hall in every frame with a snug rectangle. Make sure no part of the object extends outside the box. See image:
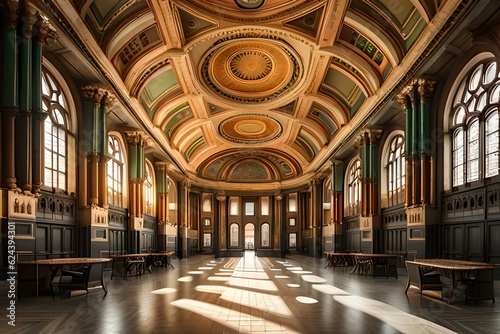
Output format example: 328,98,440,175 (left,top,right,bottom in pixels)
245,223,255,250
